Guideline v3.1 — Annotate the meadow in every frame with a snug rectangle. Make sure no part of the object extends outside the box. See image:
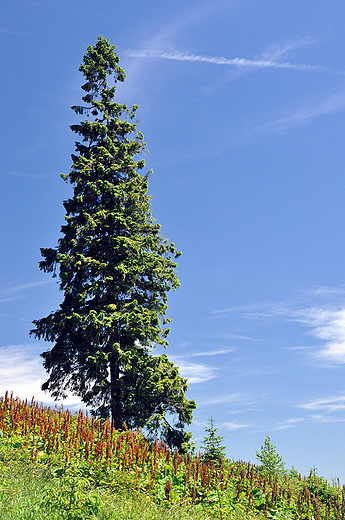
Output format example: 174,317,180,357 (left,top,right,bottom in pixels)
0,391,343,519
